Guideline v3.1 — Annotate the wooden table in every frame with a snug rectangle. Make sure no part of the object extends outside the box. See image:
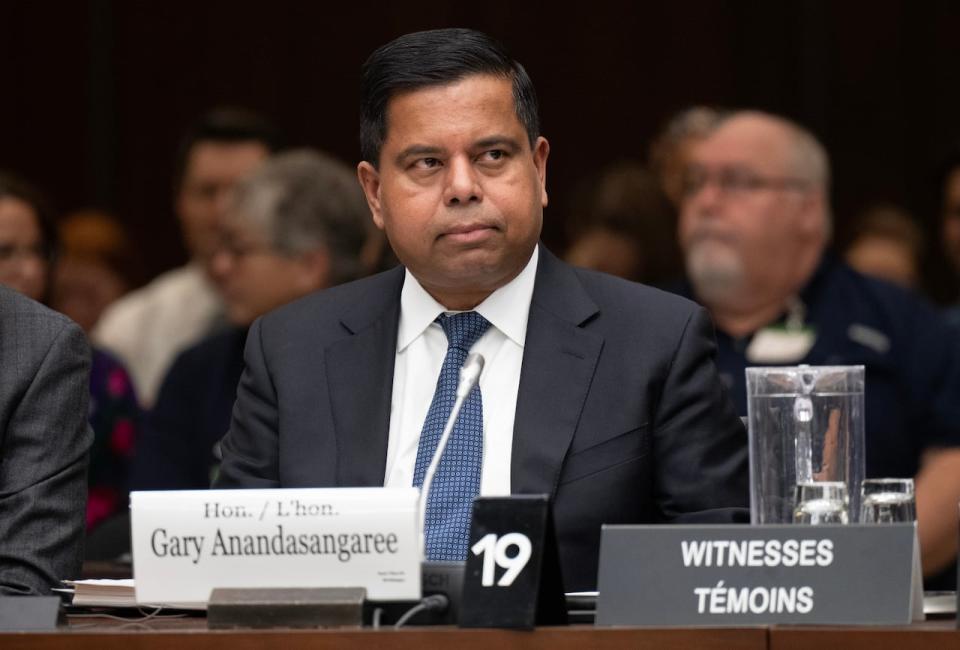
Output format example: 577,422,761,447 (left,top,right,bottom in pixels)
769,621,960,650
2,617,958,650
3,618,764,650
